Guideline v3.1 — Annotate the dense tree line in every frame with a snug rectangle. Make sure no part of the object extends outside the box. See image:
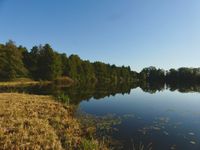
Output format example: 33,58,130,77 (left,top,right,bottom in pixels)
0,41,137,83
0,41,200,85
139,66,200,84
139,66,165,83
166,68,200,83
